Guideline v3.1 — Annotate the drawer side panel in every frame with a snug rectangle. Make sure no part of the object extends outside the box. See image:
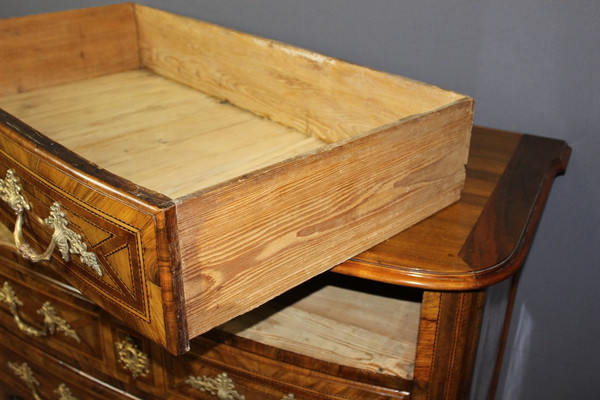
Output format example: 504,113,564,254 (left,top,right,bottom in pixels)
179,99,473,338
